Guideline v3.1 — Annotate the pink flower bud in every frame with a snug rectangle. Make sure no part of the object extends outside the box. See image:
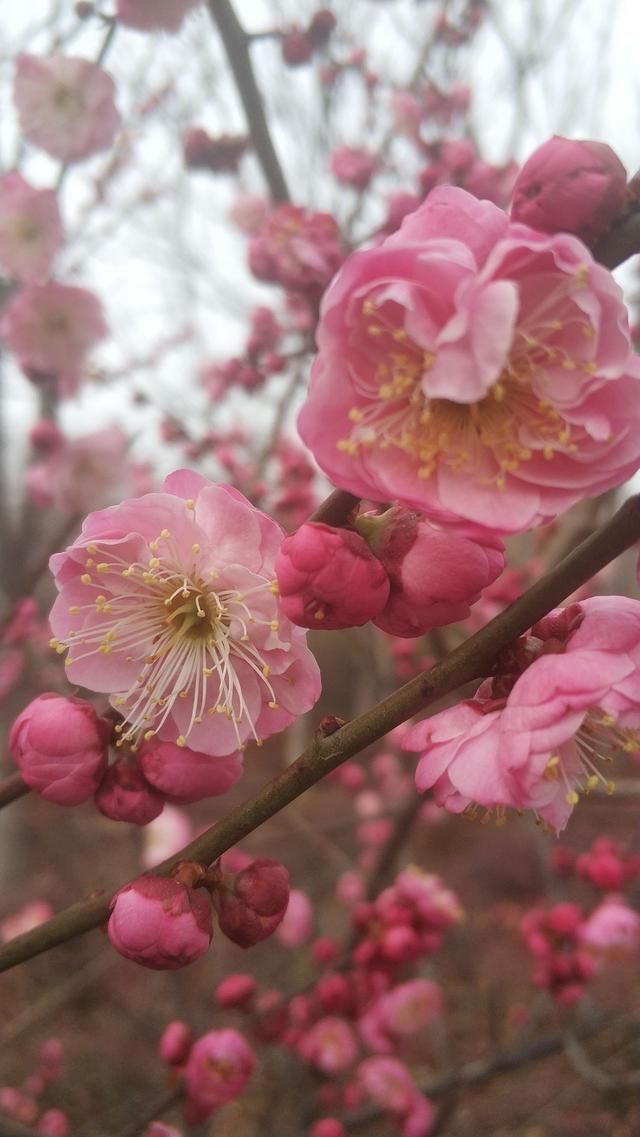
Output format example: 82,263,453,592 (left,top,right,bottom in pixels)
158,1020,193,1065
330,147,377,190
108,875,213,969
281,29,314,66
307,10,337,47
511,136,627,243
358,1056,417,1115
357,508,504,637
217,859,290,948
9,694,110,805
276,522,389,630
183,1029,255,1123
94,758,164,825
310,1121,346,1137
298,1017,359,1075
36,1110,69,1137
214,973,257,1009
29,418,64,453
139,739,243,804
